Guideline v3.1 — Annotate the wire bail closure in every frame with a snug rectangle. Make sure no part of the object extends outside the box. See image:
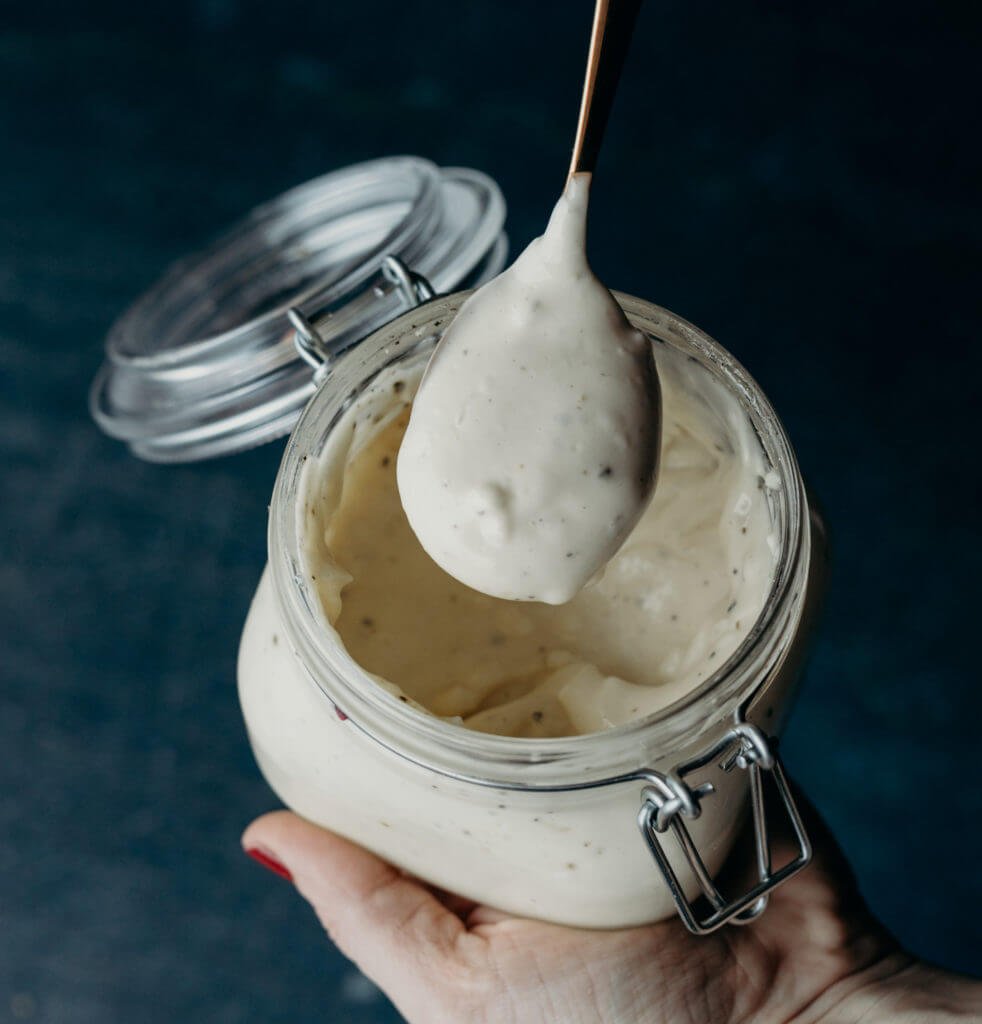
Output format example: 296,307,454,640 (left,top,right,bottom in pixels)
288,255,437,383
381,253,436,307
638,716,811,935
